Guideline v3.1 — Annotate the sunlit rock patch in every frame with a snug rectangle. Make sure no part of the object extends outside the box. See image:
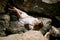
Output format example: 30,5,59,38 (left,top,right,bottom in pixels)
0,30,49,40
